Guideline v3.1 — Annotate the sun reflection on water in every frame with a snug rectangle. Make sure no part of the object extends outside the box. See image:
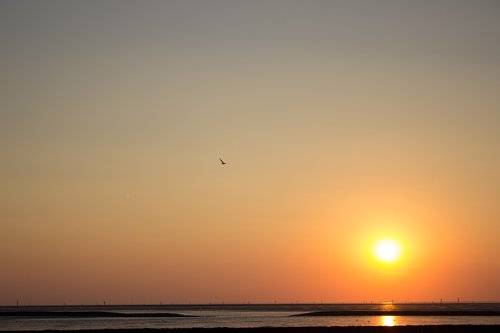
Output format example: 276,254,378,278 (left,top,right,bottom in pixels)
381,316,396,326
382,302,395,311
